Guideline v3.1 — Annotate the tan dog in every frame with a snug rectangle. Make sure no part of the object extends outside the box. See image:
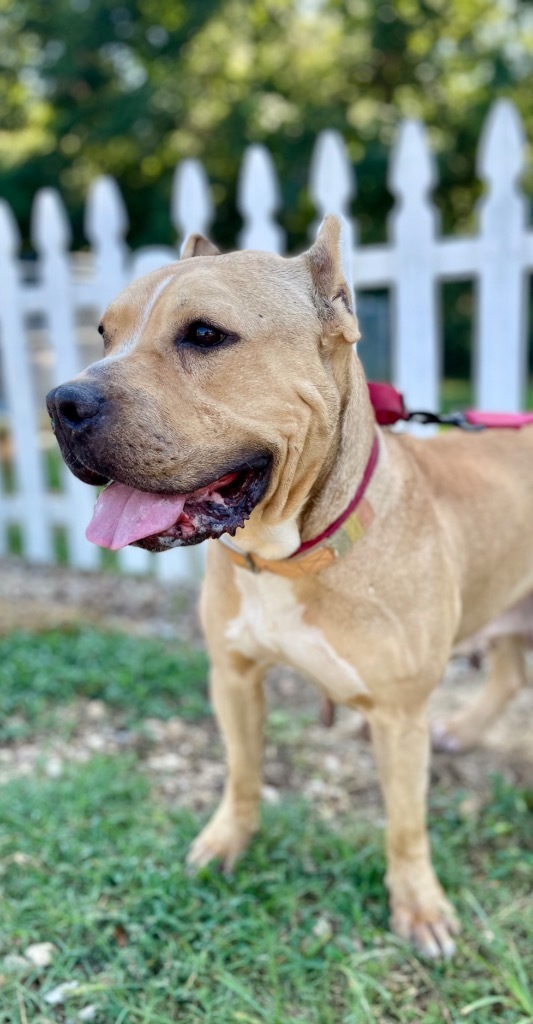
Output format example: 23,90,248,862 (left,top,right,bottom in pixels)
47,218,532,958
